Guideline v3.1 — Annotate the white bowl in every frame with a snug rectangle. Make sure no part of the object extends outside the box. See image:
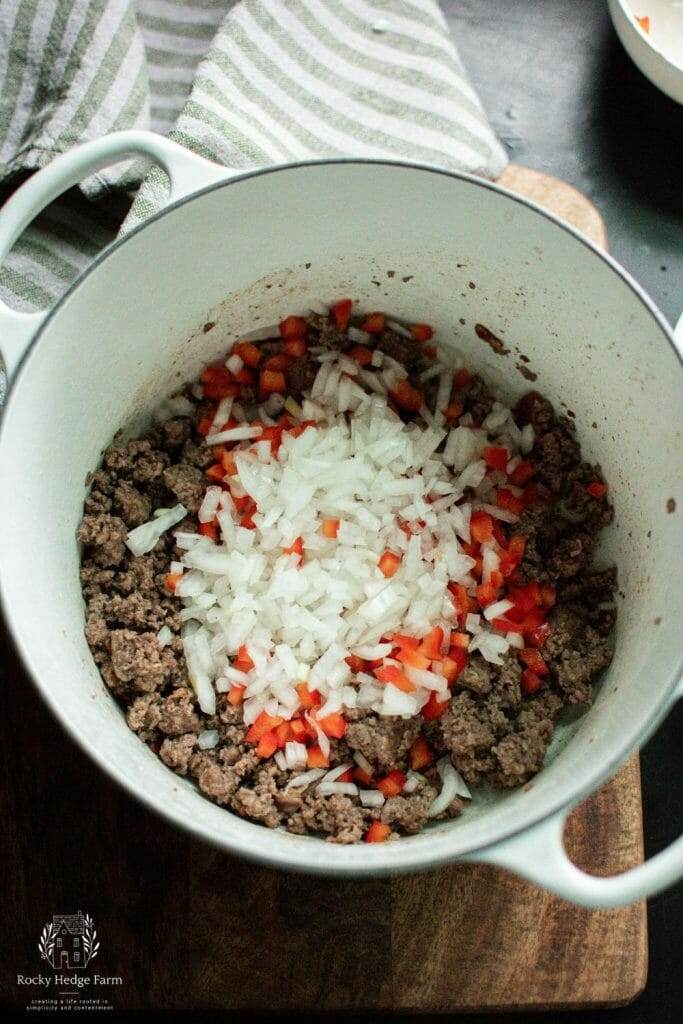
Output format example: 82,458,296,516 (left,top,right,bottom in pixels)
608,0,683,103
